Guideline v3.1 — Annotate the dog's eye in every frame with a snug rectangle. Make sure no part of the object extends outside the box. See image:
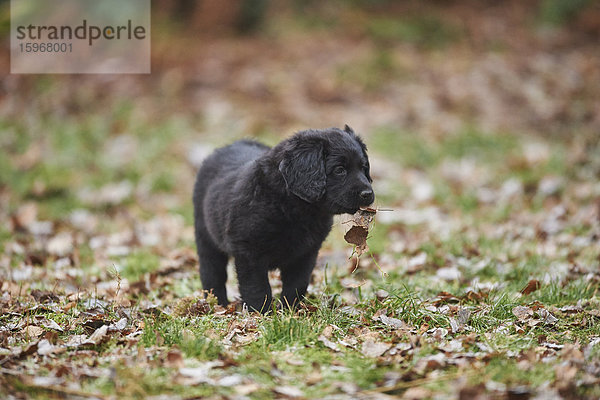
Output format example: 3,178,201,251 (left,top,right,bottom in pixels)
334,166,346,176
